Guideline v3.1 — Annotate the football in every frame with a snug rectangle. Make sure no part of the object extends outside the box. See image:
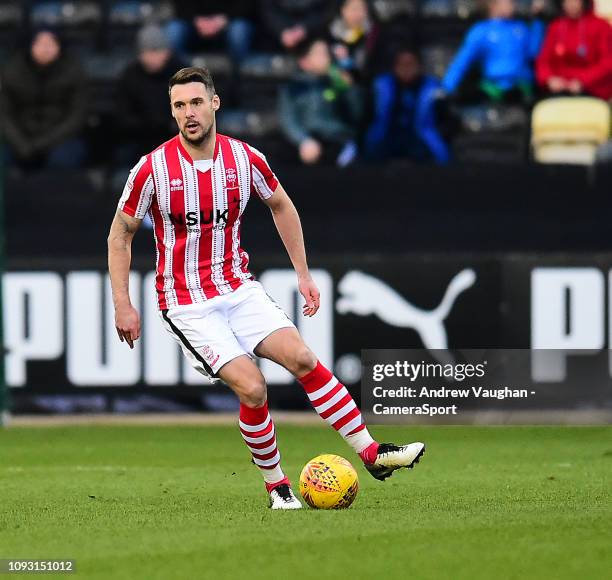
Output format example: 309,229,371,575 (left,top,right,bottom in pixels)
299,454,359,509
